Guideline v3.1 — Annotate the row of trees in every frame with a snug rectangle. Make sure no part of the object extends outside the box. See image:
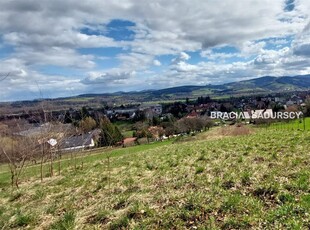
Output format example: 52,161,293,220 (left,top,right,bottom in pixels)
132,116,215,141
77,112,215,145
77,115,123,146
